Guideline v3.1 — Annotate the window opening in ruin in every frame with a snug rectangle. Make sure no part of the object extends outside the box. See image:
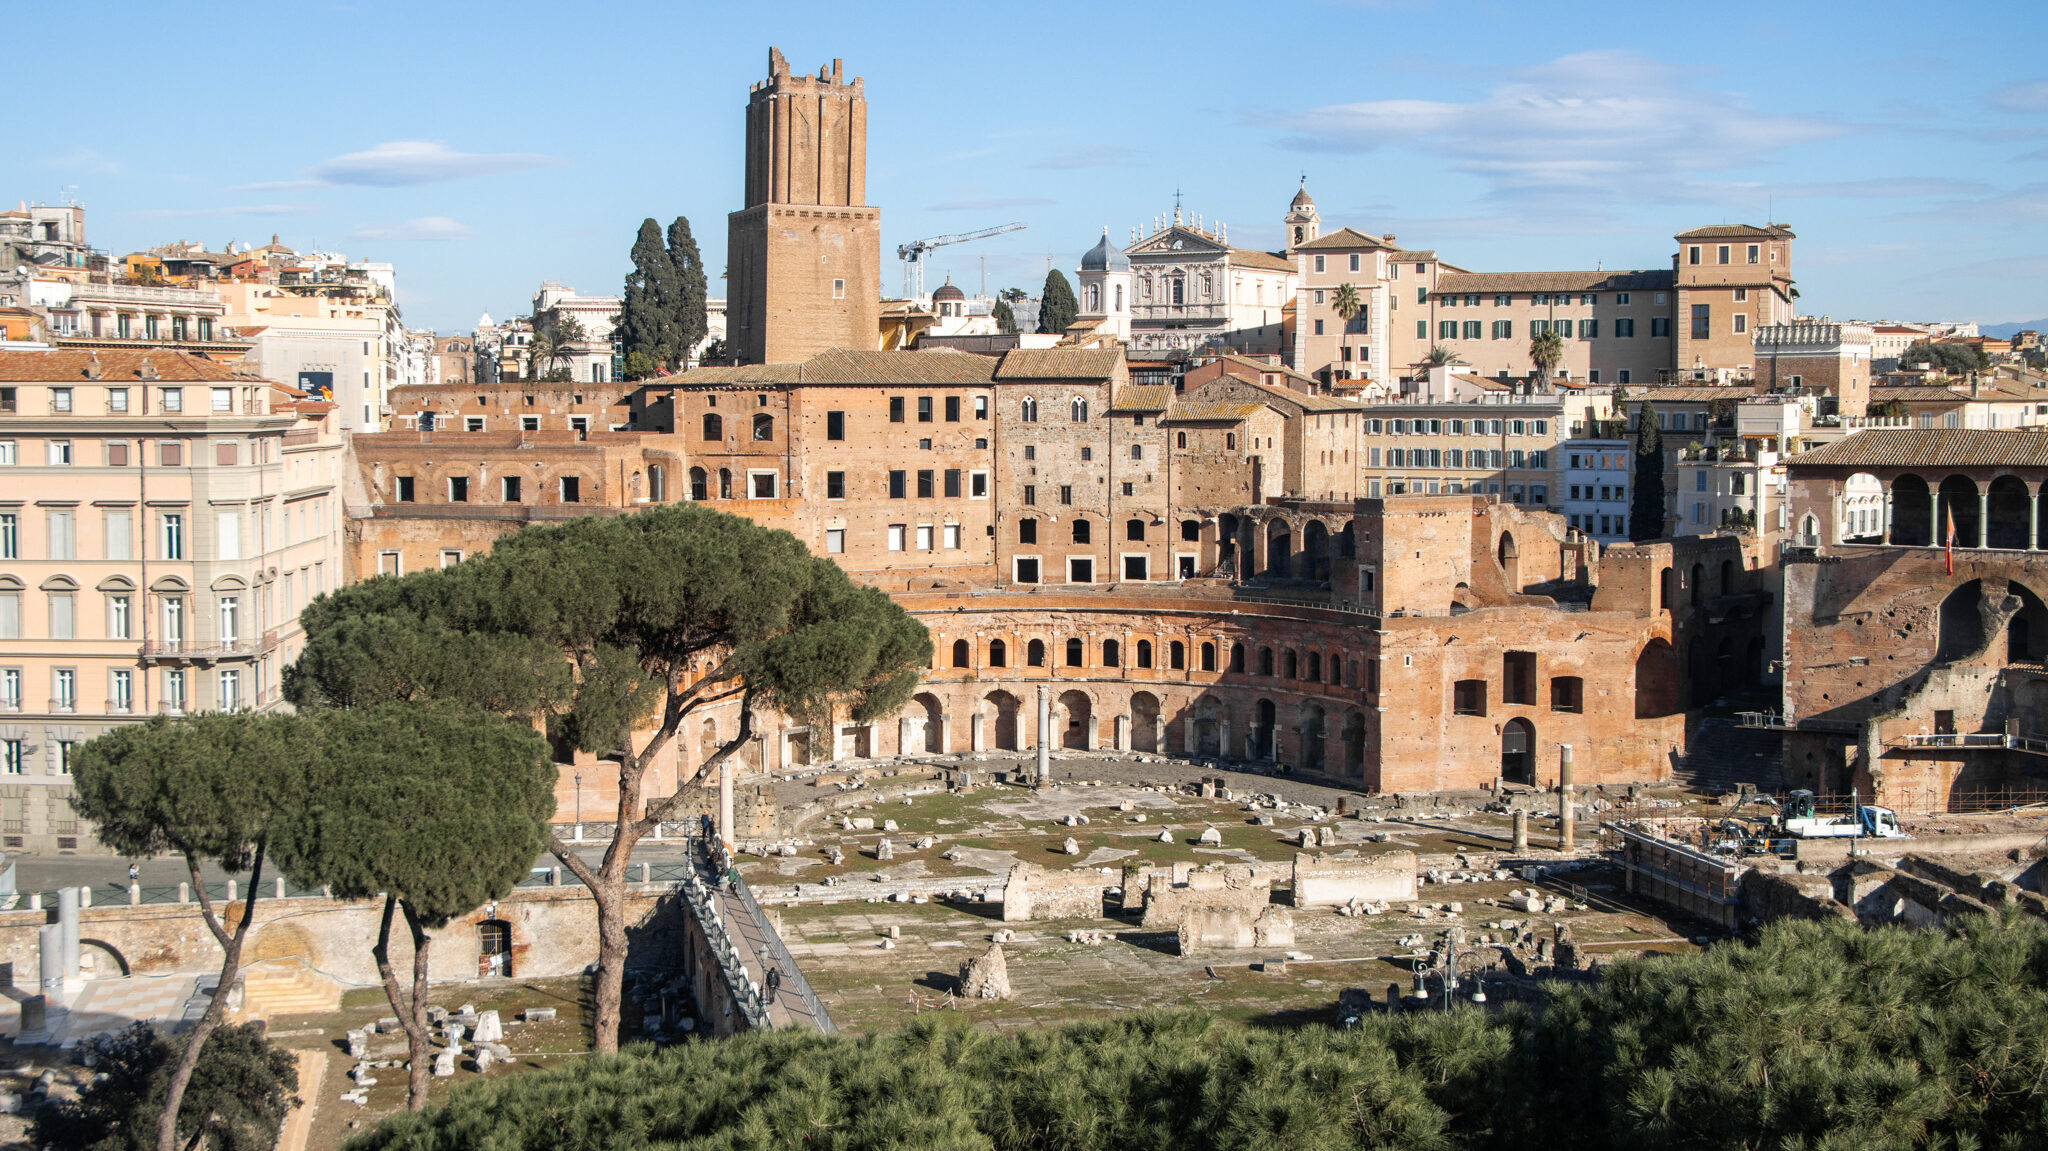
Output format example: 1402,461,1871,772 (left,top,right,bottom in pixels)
1201,642,1216,671
702,413,722,440
1551,676,1583,713
952,640,970,668
1066,638,1084,666
1072,519,1091,543
1258,647,1274,676
1027,639,1045,666
1500,717,1535,785
1503,651,1537,705
989,639,1006,667
1104,640,1120,667
1231,644,1246,673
